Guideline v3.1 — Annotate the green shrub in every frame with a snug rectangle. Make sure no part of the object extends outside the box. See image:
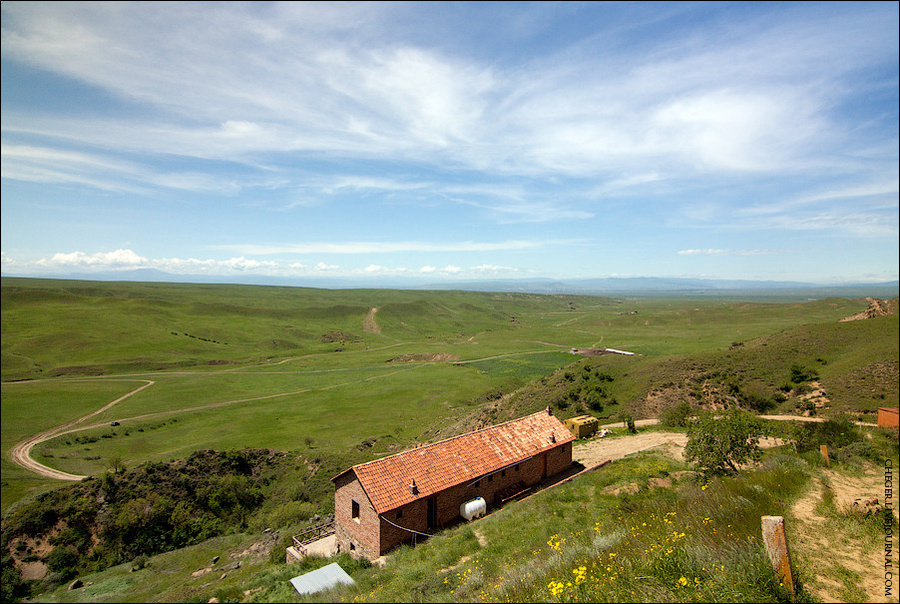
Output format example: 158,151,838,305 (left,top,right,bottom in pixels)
833,440,880,463
790,363,819,384
659,401,692,428
685,410,765,476
43,545,78,577
792,415,862,453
